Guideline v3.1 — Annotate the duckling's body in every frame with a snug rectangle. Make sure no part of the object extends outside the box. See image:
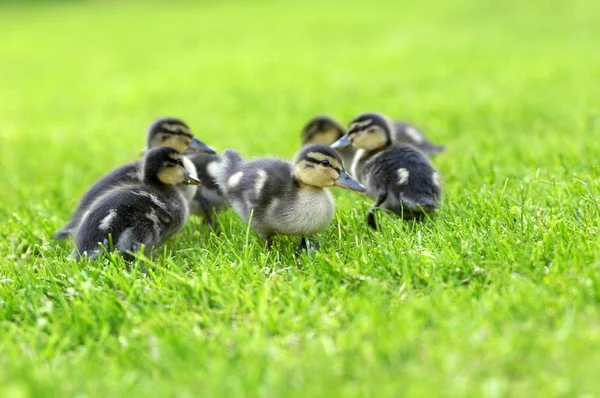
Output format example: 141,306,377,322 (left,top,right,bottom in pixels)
54,117,215,240
332,113,441,227
216,144,365,250
352,145,440,223
301,115,445,169
301,115,355,169
185,152,227,226
71,147,201,261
